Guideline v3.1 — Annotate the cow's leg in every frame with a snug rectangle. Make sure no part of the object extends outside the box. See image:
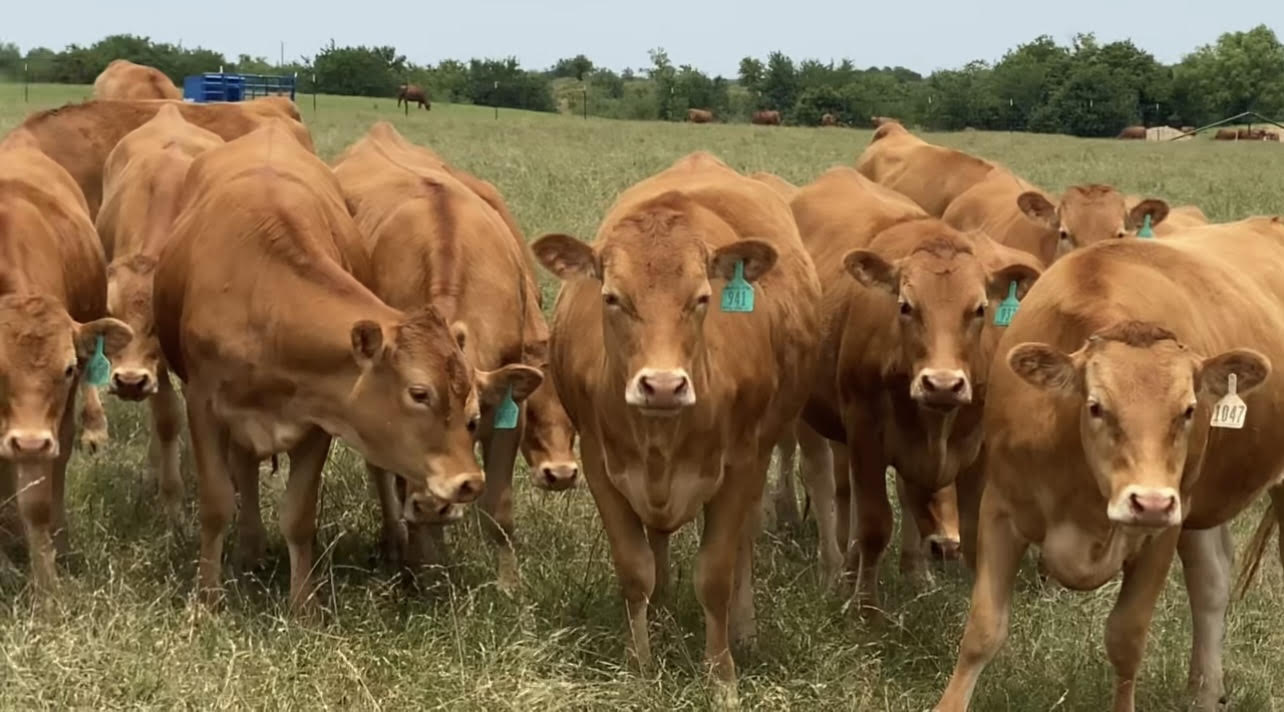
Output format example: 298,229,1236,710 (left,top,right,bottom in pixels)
896,476,930,583
647,526,671,604
152,366,184,525
16,459,57,593
797,422,842,584
846,420,891,611
233,443,266,574
1104,529,1180,712
279,429,331,613
51,399,75,559
832,441,852,557
1179,525,1232,711
926,482,962,562
581,436,655,671
188,398,239,604
479,421,521,593
955,451,985,571
770,424,800,529
367,463,407,568
933,486,1027,712
78,382,108,453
